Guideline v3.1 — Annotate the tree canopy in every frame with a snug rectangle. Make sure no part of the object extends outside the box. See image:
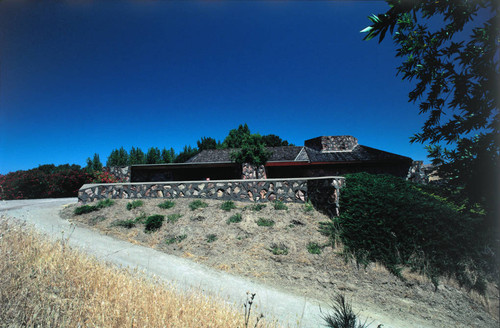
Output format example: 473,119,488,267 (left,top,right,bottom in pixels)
230,134,271,178
362,0,499,230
